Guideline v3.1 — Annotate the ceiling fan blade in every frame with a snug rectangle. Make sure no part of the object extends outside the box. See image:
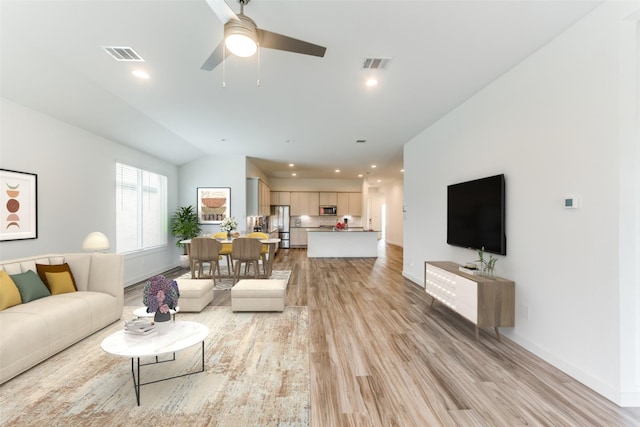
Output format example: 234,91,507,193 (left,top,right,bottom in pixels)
204,0,238,24
257,29,326,58
200,41,229,71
